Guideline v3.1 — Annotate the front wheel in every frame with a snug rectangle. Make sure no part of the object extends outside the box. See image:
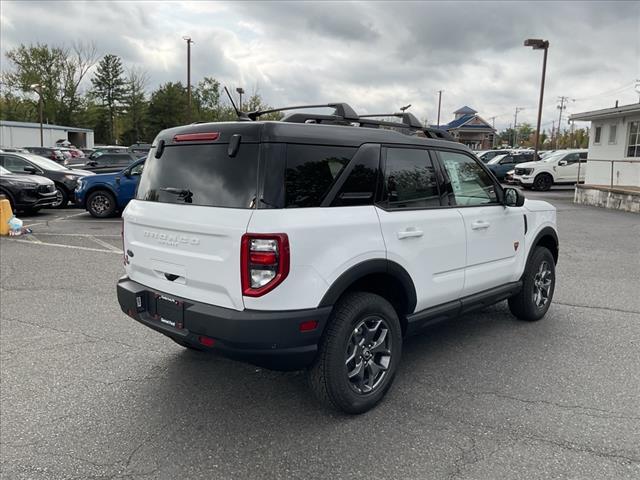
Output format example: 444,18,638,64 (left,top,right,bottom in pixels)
307,292,403,414
87,190,117,218
509,246,556,321
53,185,69,208
533,173,553,191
